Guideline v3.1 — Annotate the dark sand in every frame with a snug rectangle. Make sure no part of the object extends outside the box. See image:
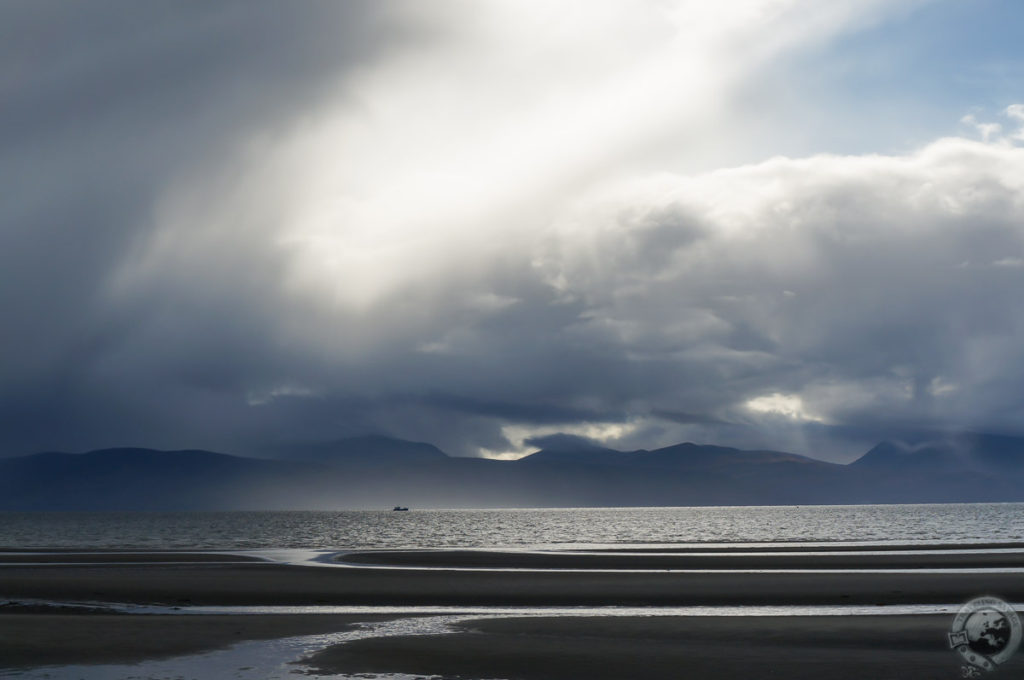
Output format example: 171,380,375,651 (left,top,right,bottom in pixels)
0,612,394,669
2,557,1021,606
307,615,1024,680
341,547,1024,570
2,549,1022,678
588,541,1024,553
0,551,262,564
